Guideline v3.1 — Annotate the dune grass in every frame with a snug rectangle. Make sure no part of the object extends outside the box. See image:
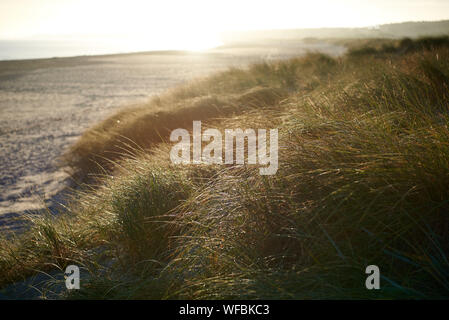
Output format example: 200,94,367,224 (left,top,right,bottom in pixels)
1,37,449,299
